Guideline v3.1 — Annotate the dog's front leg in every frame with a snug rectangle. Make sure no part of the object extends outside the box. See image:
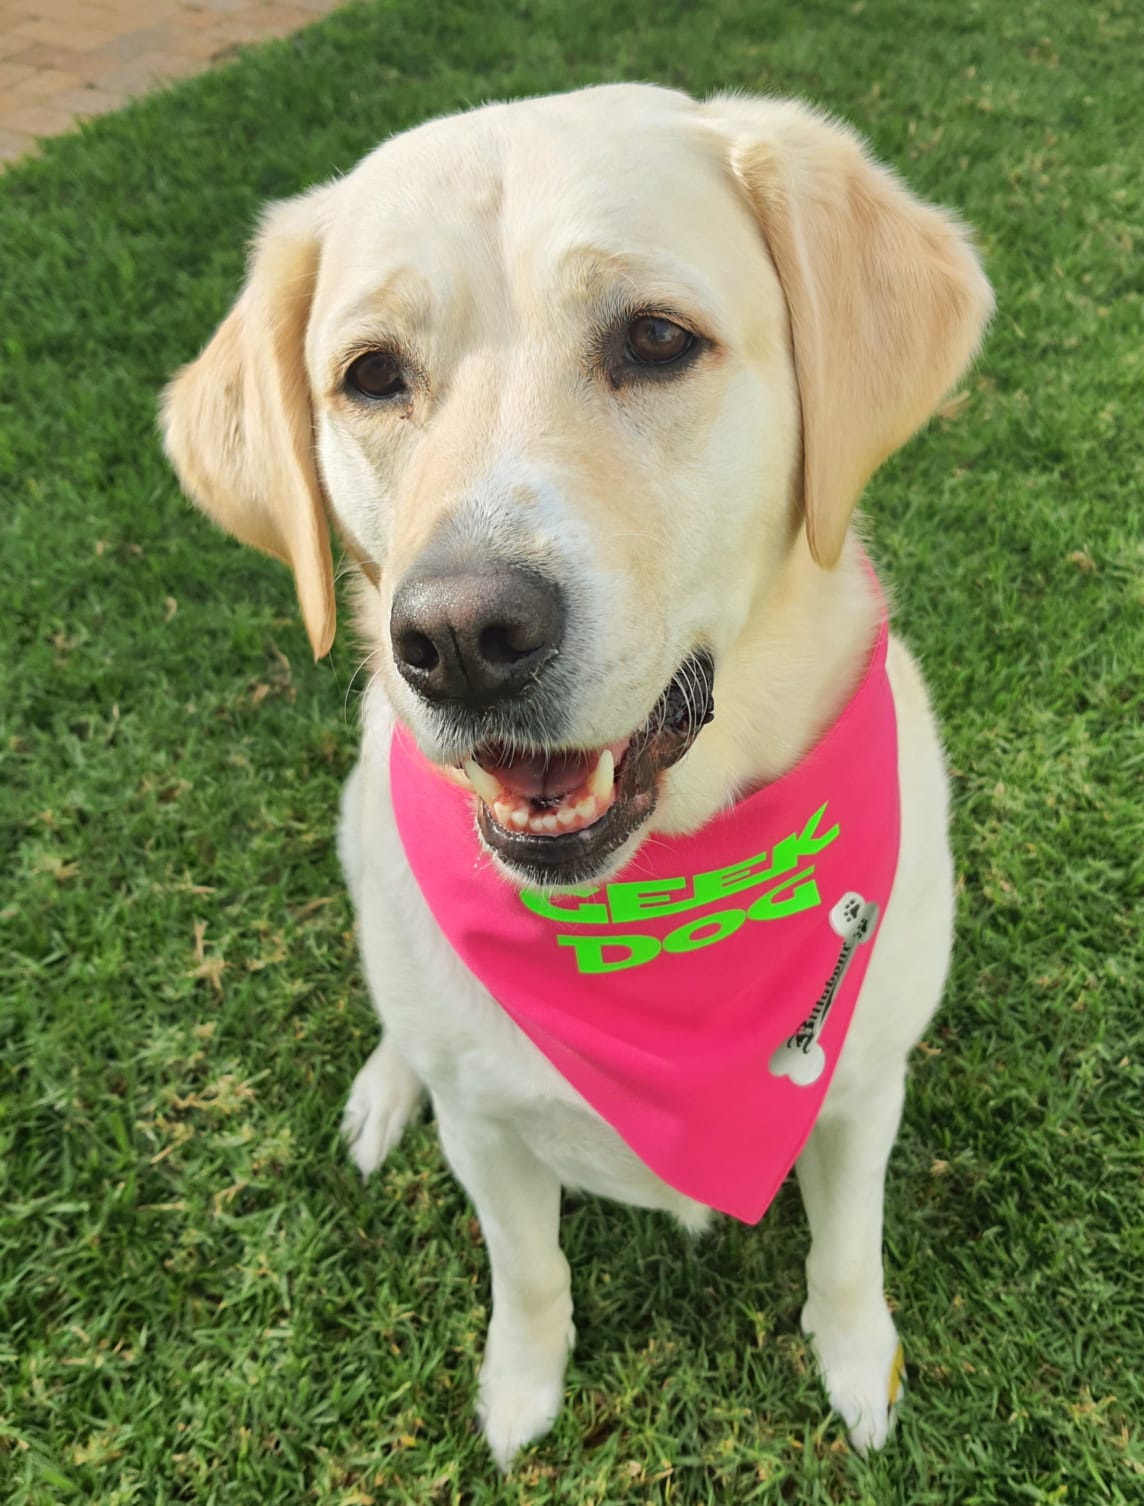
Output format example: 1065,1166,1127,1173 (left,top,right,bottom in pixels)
435,1105,574,1471
795,1073,907,1454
